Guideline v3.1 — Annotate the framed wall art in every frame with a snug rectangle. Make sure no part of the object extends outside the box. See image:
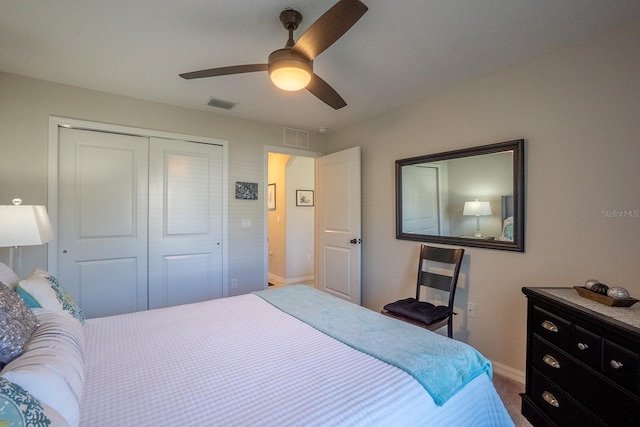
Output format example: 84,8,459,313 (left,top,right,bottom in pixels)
296,190,314,207
267,183,276,210
235,181,258,200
